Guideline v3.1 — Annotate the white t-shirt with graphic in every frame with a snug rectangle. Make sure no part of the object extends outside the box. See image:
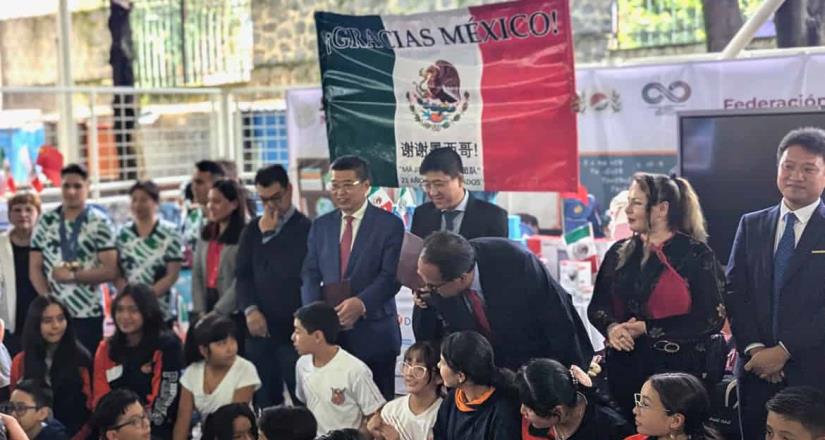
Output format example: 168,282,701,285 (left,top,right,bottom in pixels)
381,394,442,440
295,348,385,435
180,356,261,418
